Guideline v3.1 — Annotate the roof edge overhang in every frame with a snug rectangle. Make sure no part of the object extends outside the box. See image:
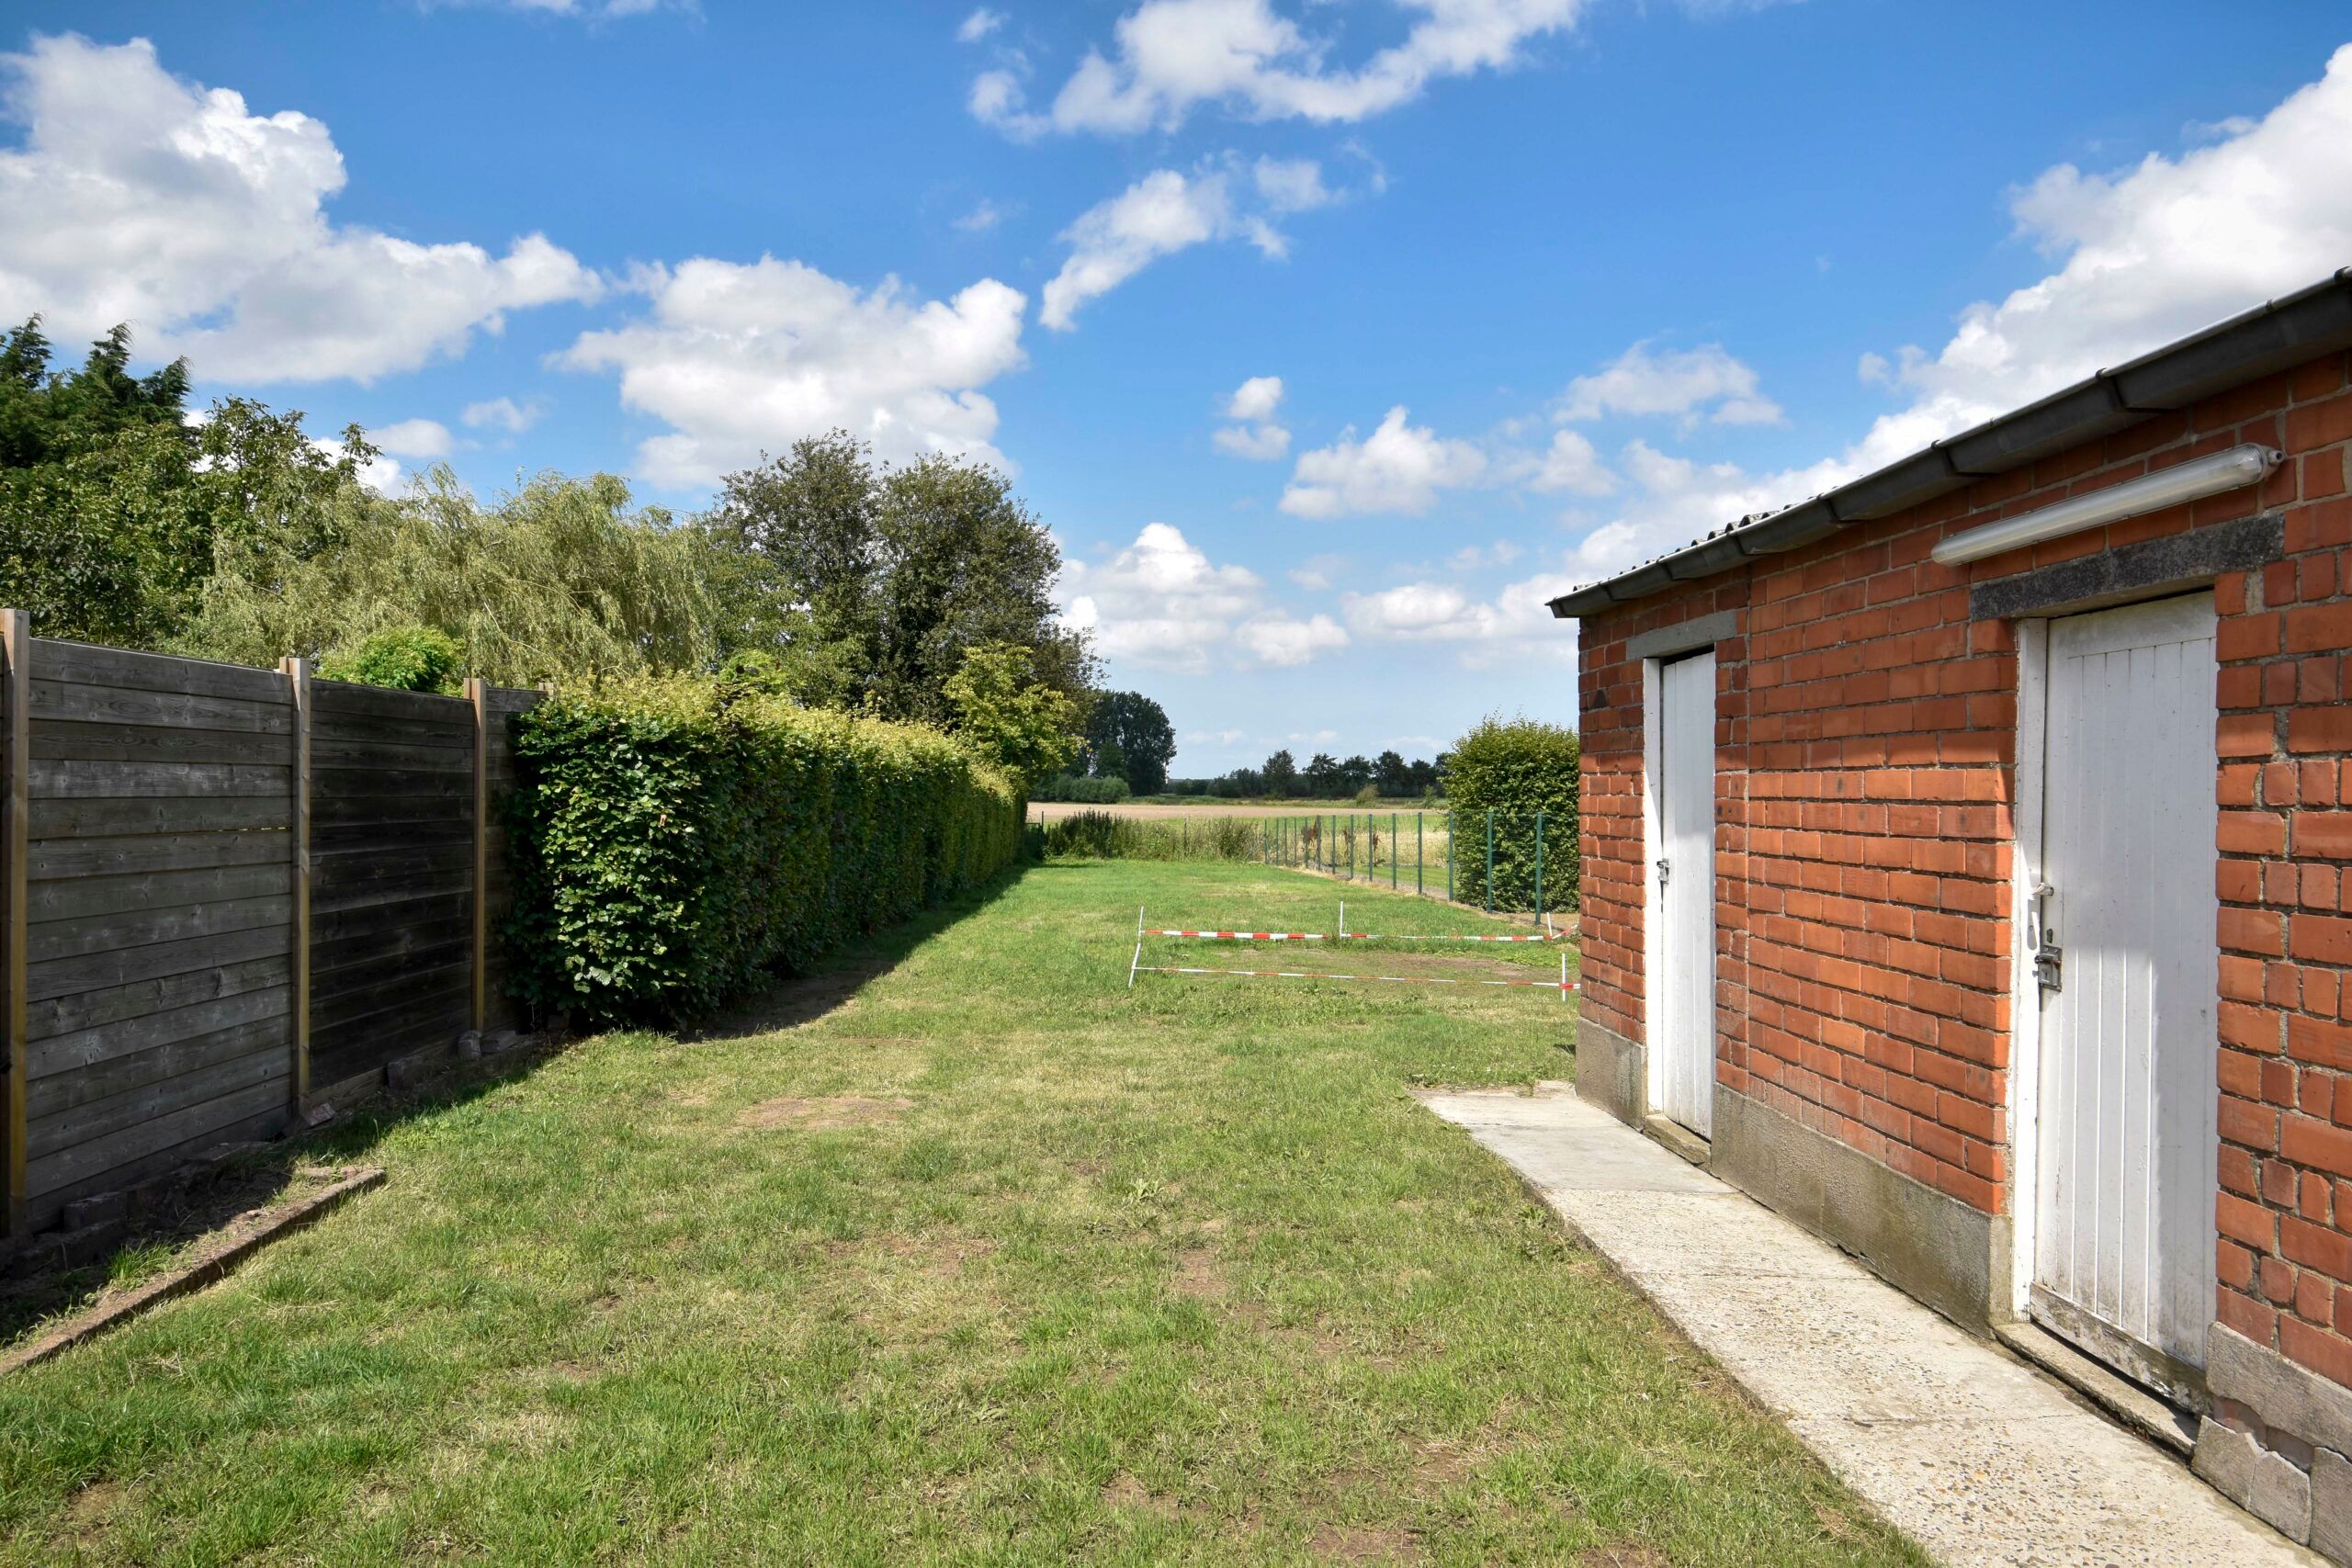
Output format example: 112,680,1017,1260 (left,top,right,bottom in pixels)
1548,266,2352,621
